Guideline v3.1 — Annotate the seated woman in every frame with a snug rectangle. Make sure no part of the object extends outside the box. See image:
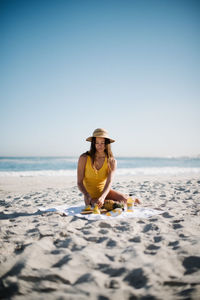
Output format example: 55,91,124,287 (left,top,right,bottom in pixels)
77,128,140,208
